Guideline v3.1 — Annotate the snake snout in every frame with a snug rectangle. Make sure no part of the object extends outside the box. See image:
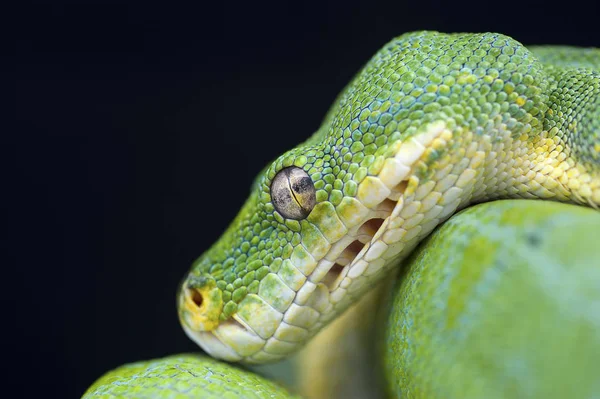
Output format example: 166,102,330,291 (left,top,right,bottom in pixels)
178,274,223,332
177,273,285,363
